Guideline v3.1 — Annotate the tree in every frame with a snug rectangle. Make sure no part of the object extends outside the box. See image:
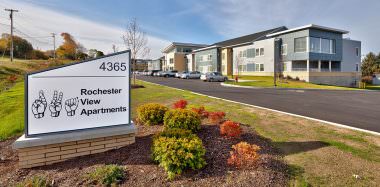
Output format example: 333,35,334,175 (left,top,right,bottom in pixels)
96,50,104,57
88,49,105,58
56,33,86,60
122,18,150,85
0,33,33,59
361,52,379,76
